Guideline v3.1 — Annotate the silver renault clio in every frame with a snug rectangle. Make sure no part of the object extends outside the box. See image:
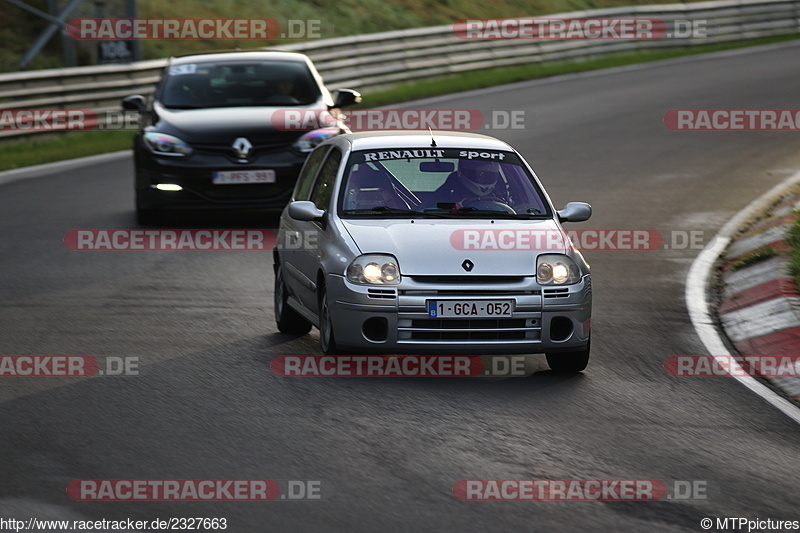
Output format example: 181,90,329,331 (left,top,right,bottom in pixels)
273,131,593,371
